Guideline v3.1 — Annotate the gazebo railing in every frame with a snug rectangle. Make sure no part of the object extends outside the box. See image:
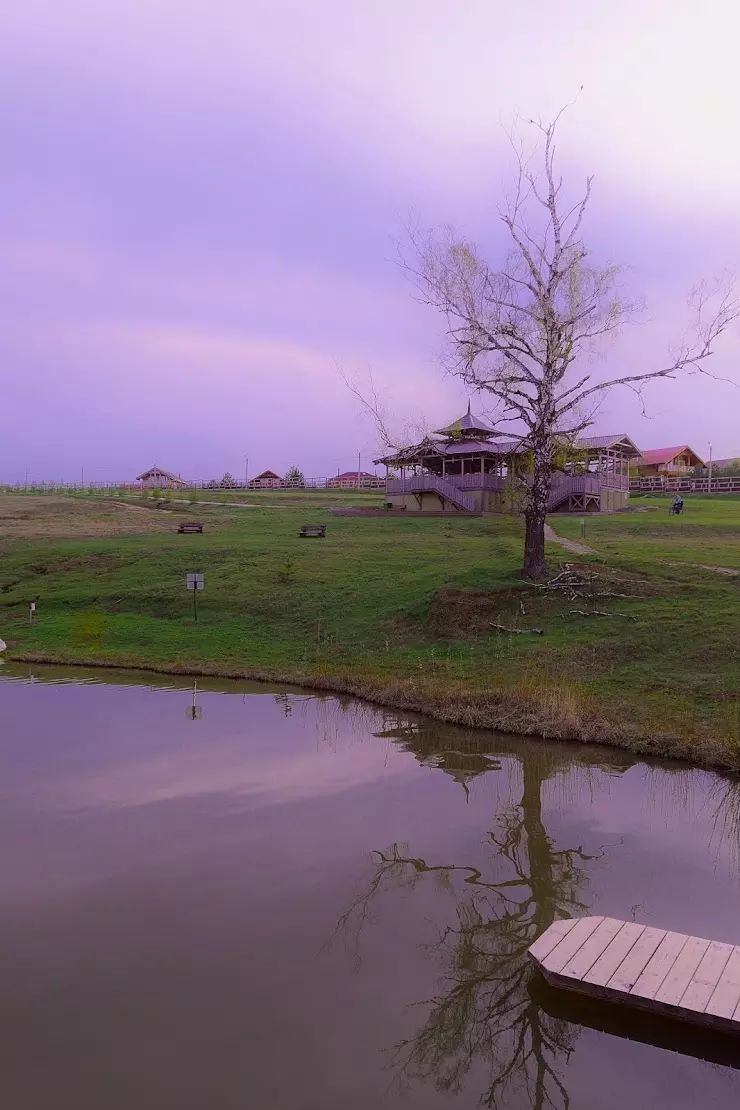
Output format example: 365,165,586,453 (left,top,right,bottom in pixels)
442,473,506,492
548,473,602,508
